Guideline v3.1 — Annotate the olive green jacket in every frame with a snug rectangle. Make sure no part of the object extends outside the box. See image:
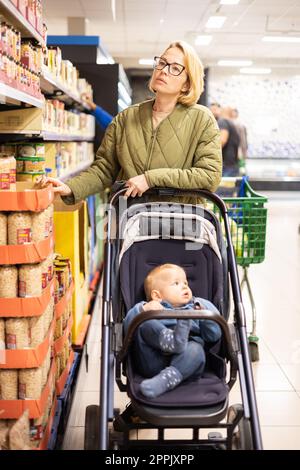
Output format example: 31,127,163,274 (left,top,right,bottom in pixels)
63,99,222,205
